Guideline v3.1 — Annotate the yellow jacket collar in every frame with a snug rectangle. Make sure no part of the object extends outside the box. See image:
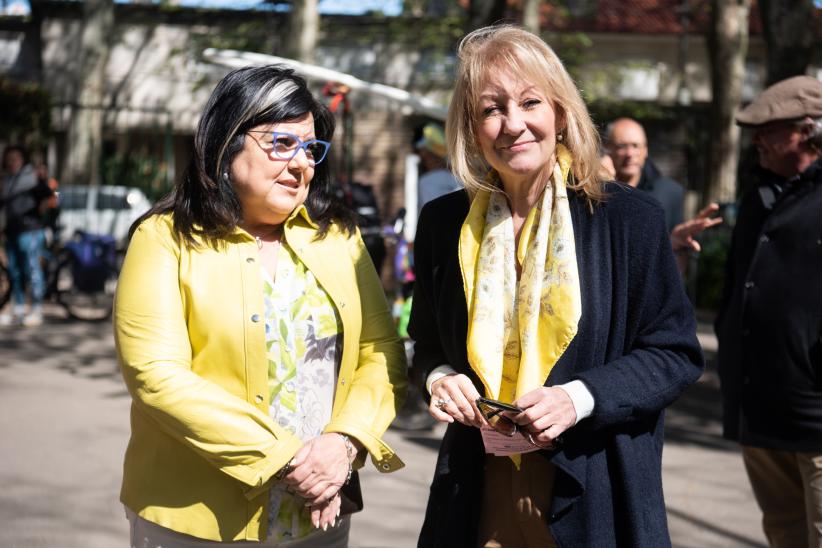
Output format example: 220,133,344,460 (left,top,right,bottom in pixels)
232,204,319,243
